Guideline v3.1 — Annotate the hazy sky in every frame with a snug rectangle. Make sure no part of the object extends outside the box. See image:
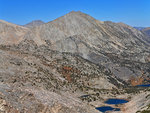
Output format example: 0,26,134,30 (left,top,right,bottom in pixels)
0,0,150,27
